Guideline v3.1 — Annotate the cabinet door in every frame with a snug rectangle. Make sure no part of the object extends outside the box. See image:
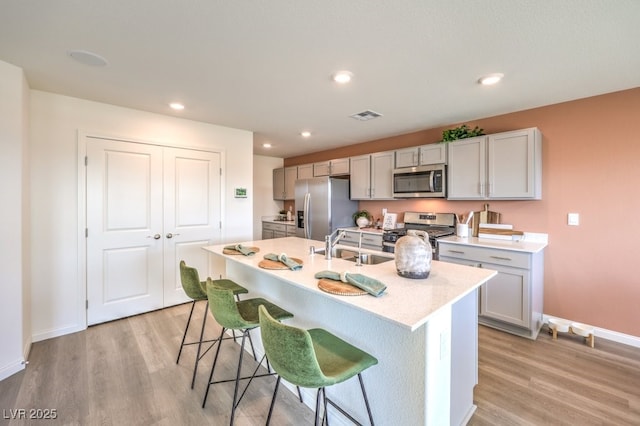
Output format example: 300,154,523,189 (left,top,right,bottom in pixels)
273,230,287,238
297,164,313,179
394,147,419,168
447,136,486,199
262,229,274,239
283,166,297,200
350,154,371,199
480,264,530,328
272,167,285,200
330,158,350,175
370,151,394,199
313,161,331,177
487,128,541,199
419,144,447,165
